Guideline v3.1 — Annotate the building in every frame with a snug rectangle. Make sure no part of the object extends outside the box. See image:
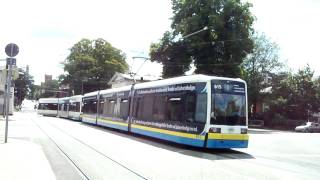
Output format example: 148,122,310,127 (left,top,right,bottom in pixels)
108,72,161,88
45,74,52,83
0,66,14,115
